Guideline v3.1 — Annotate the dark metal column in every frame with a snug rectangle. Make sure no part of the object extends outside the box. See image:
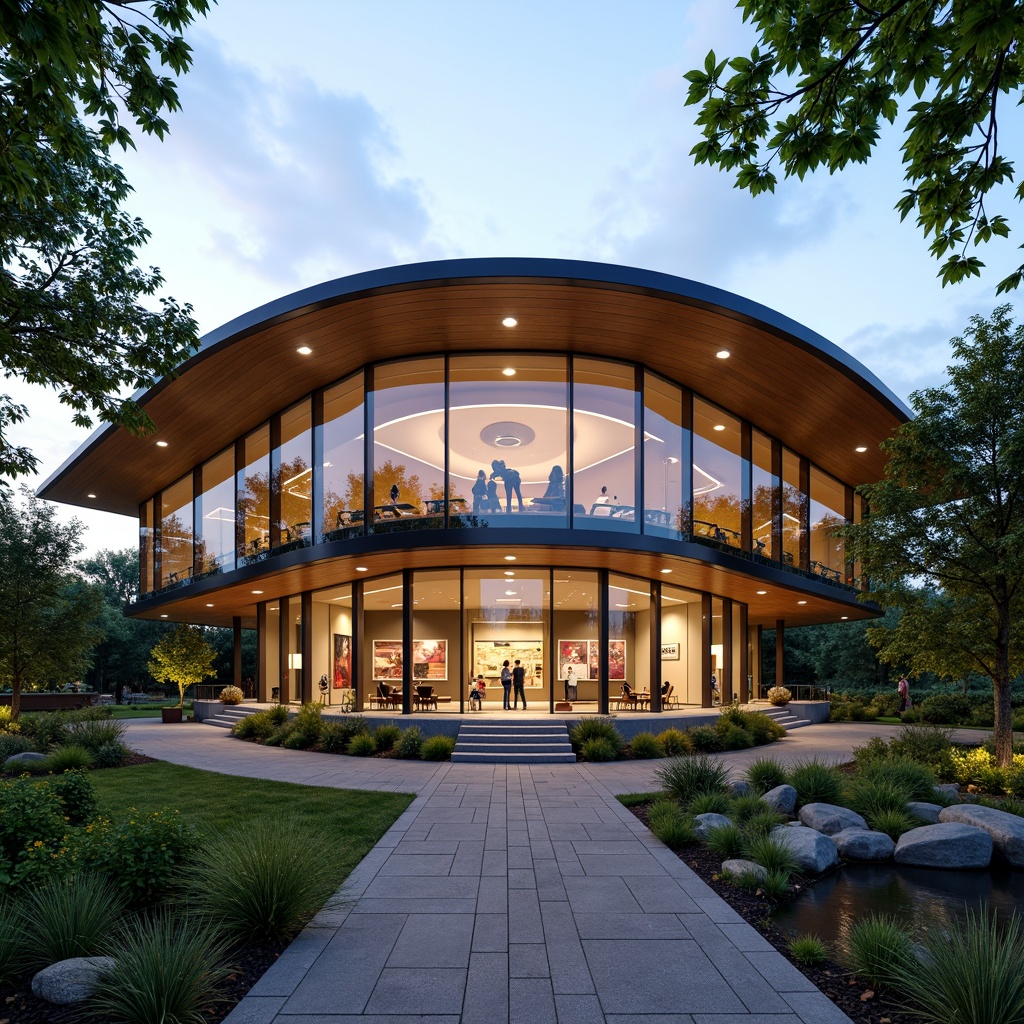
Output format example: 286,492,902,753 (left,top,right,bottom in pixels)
650,581,662,712
775,619,786,689
232,616,242,689
278,597,289,704
256,602,267,702
352,580,363,712
738,604,749,703
402,569,413,715
701,594,713,707
301,590,313,703
722,598,734,704
598,568,609,715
